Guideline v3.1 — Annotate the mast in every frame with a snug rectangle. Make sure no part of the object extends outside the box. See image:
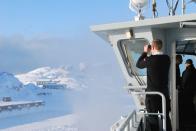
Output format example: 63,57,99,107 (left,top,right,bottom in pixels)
182,0,185,14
